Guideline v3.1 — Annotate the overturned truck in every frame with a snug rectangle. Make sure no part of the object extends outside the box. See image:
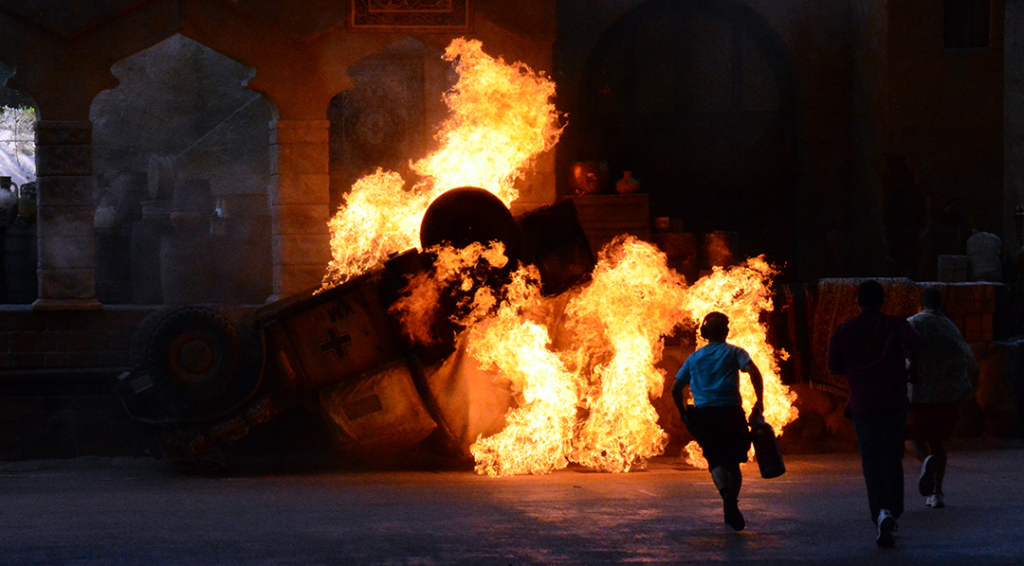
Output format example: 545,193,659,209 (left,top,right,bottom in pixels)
116,189,596,470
